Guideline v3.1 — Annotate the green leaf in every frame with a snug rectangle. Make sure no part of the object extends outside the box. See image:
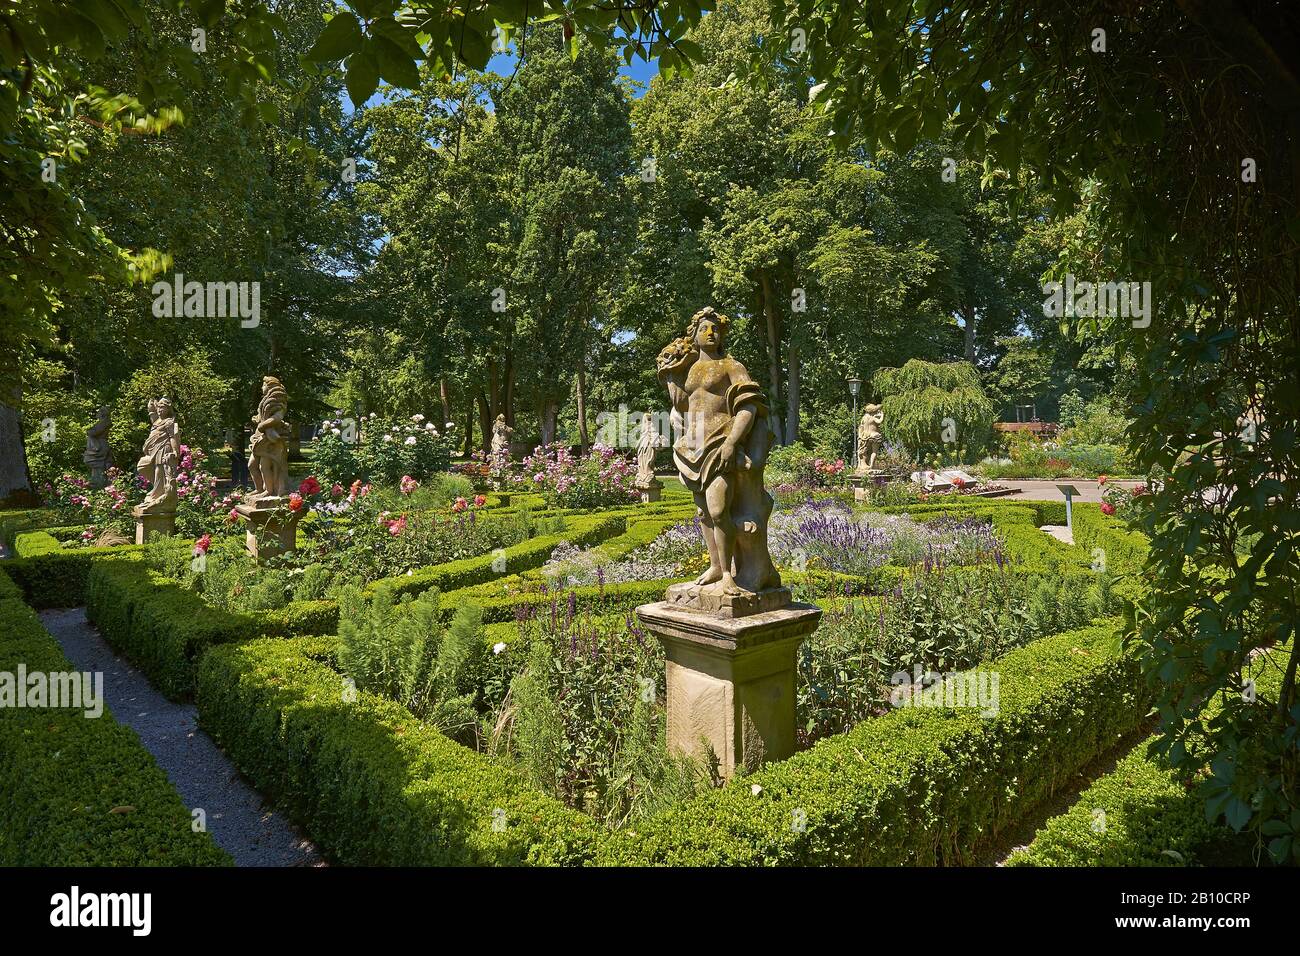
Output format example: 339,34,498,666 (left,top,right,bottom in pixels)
373,35,420,88
345,48,381,107
194,0,226,30
308,10,363,63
